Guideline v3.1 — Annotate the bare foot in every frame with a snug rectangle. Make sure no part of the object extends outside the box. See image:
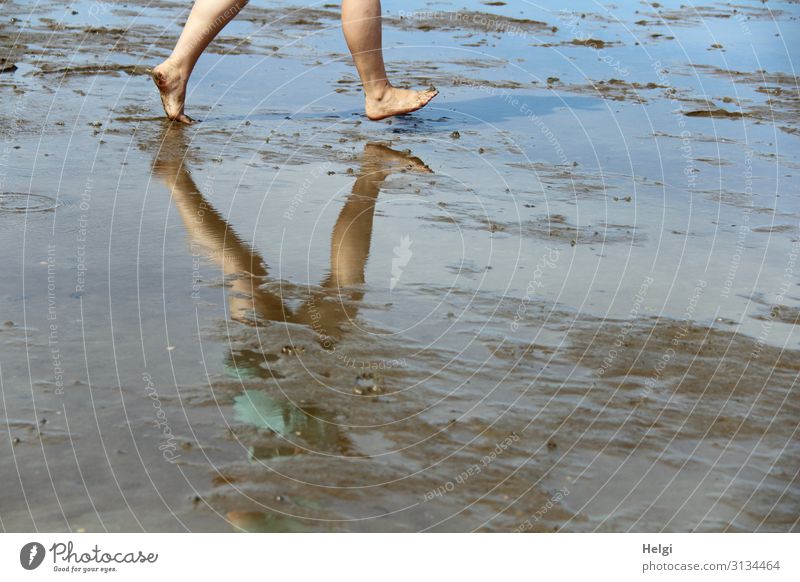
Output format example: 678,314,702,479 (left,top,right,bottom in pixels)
151,60,194,124
365,86,438,121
